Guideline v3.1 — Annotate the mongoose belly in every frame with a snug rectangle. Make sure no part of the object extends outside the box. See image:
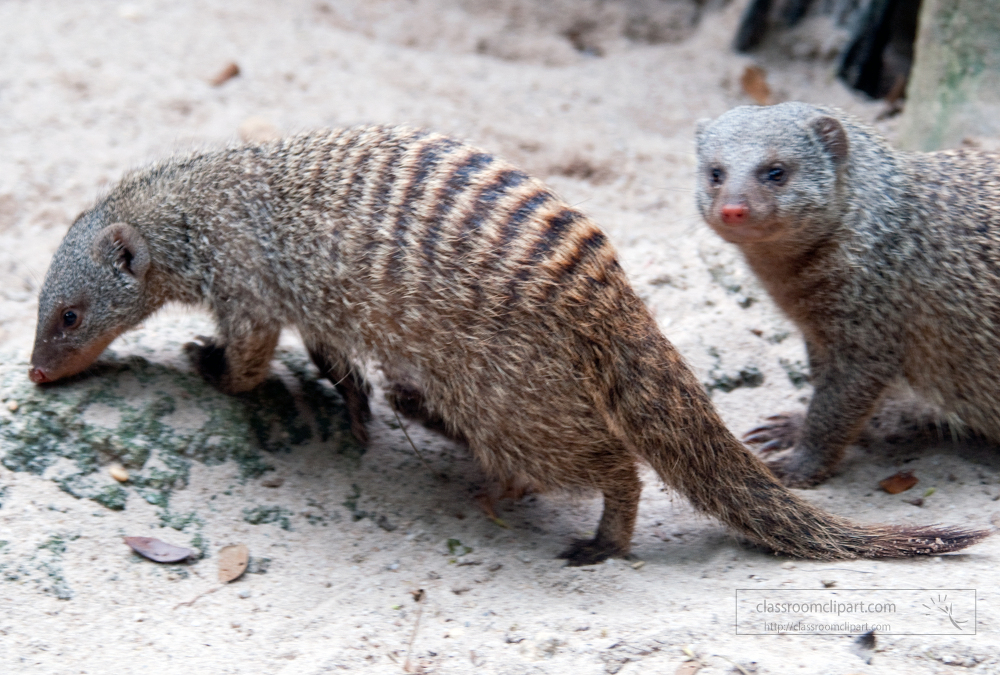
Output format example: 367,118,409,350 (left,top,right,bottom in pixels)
30,125,987,563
